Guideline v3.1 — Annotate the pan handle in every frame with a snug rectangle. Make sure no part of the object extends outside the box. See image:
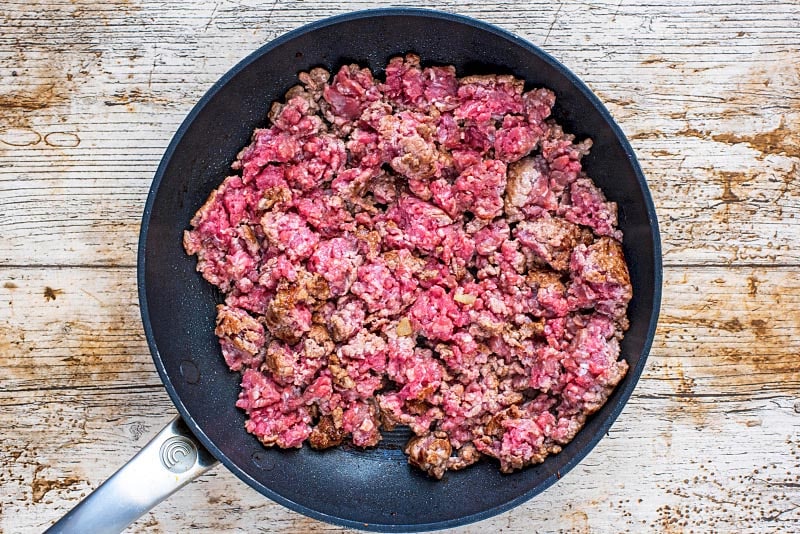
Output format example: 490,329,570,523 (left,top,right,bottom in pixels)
45,415,219,534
